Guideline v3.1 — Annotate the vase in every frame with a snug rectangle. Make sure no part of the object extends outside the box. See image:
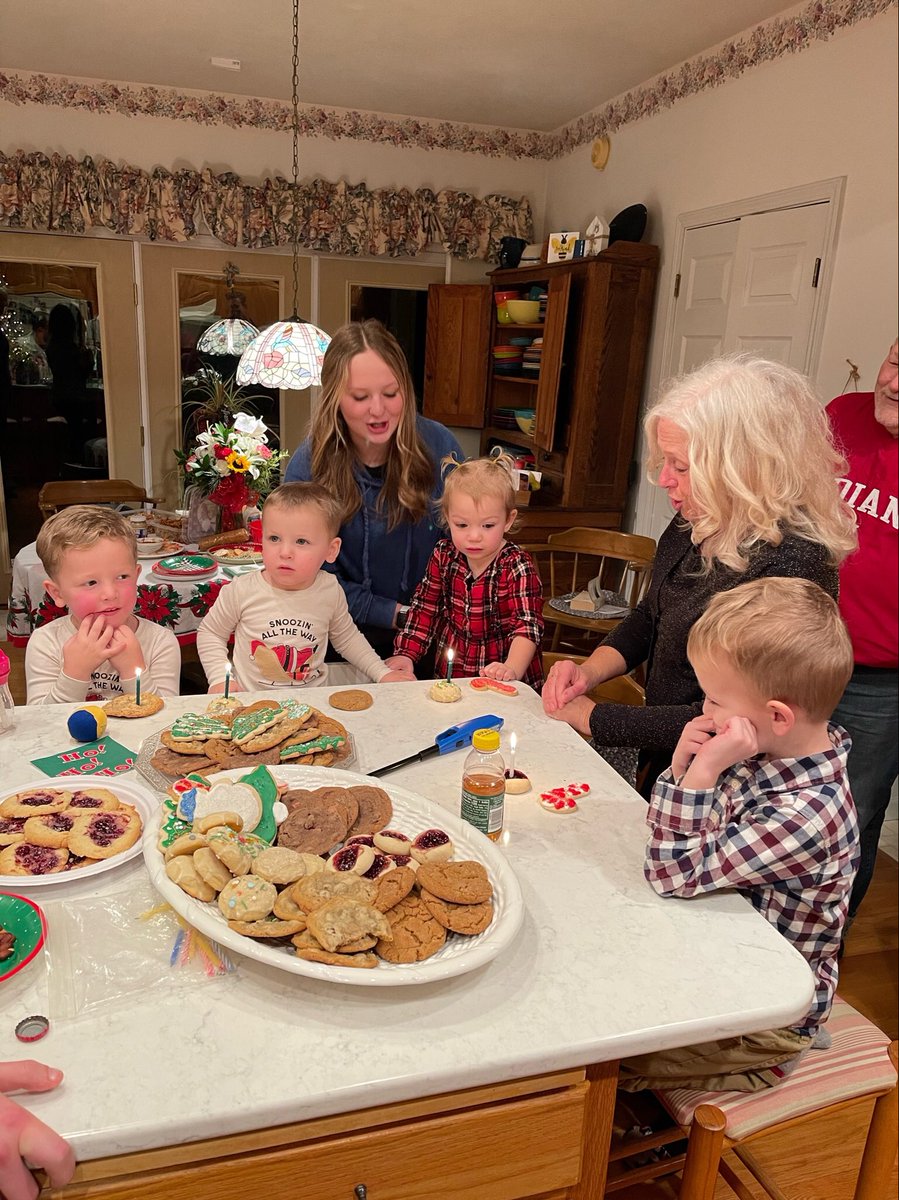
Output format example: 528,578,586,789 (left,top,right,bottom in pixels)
219,507,247,533
184,486,222,544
